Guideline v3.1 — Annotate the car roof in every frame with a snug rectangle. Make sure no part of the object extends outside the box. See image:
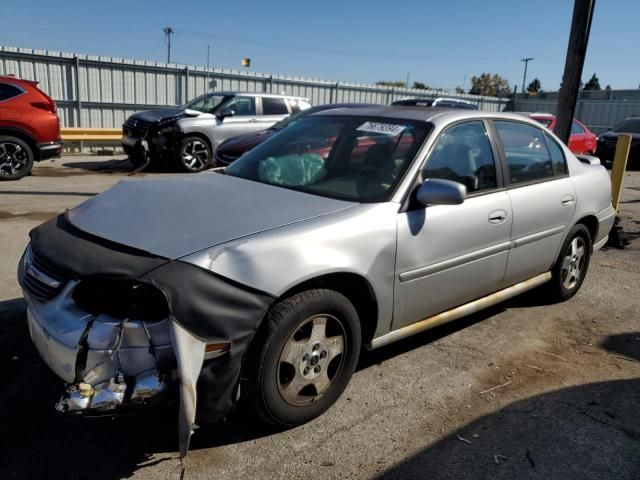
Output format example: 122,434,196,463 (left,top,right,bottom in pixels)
205,91,309,100
310,106,543,126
